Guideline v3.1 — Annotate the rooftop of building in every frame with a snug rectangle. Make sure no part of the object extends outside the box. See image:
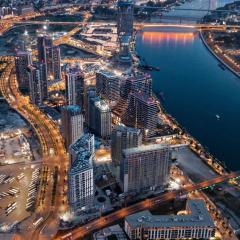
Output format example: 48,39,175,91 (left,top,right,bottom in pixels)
125,199,215,228
70,133,94,154
113,124,141,134
69,149,93,174
127,73,152,82
95,100,111,112
123,143,169,155
69,133,95,174
93,224,127,240
15,50,31,56
118,0,133,6
131,92,156,105
97,69,119,79
66,65,83,75
62,105,82,114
